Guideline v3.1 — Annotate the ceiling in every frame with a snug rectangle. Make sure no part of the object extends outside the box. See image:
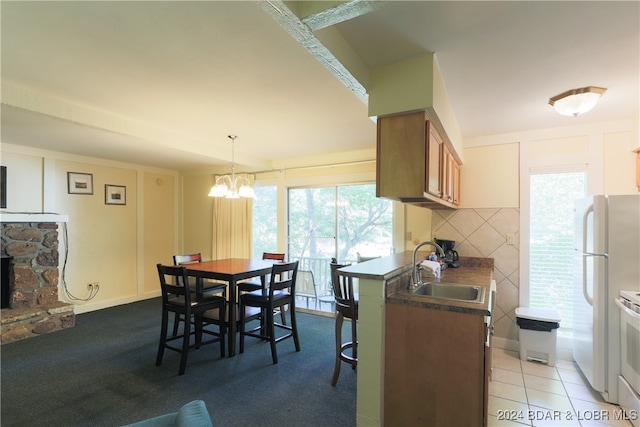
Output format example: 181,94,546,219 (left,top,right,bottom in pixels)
1,1,638,173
